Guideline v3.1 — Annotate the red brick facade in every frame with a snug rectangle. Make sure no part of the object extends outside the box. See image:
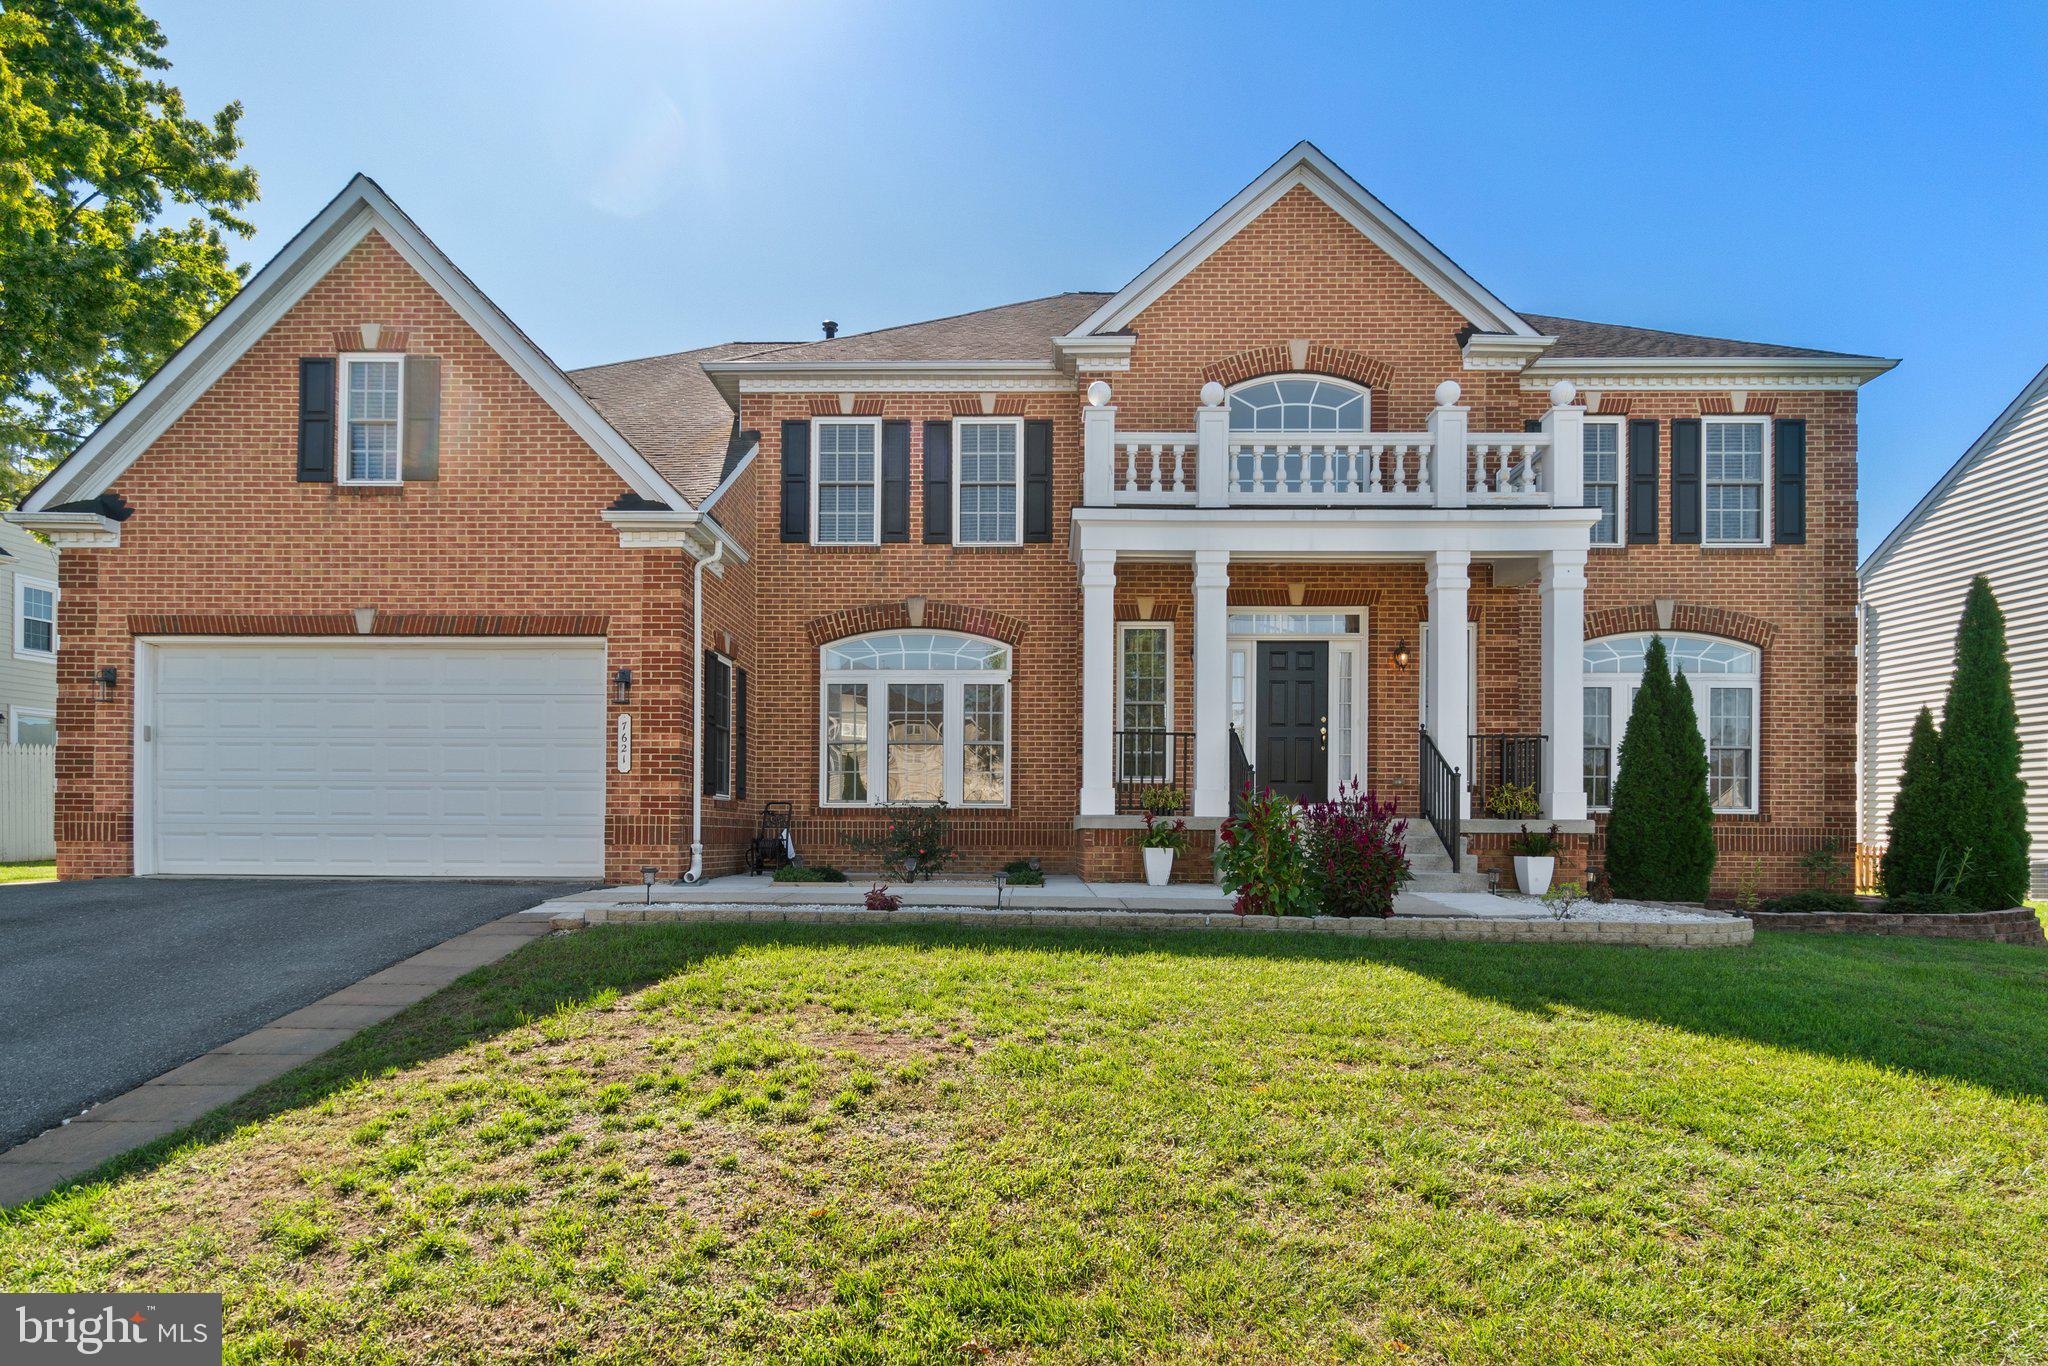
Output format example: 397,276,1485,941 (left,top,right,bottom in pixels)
41,180,1863,898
